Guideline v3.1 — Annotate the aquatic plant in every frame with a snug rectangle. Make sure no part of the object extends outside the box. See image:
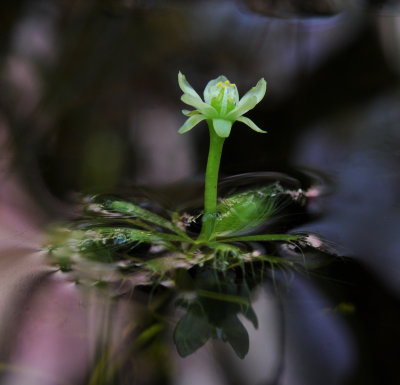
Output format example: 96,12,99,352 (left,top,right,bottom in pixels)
46,72,333,360
178,72,266,241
